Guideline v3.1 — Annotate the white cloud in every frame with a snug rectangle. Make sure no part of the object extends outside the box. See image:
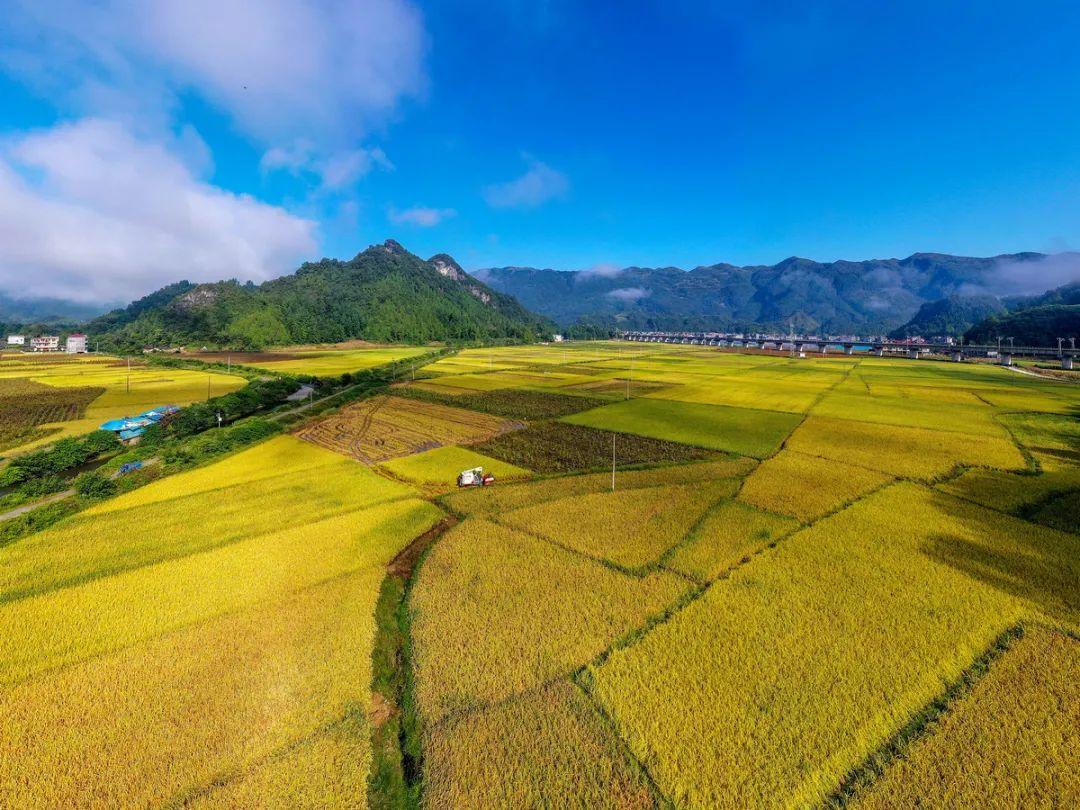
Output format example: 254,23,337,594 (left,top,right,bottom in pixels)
3,0,428,147
0,119,317,303
987,252,1080,297
483,157,569,209
576,262,624,280
261,143,393,191
605,286,650,302
388,205,456,227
